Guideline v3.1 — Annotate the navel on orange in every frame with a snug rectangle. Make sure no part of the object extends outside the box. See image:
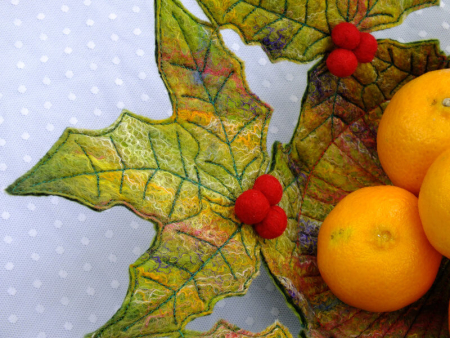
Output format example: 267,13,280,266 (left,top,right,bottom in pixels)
377,69,450,195
317,186,442,312
419,148,450,259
